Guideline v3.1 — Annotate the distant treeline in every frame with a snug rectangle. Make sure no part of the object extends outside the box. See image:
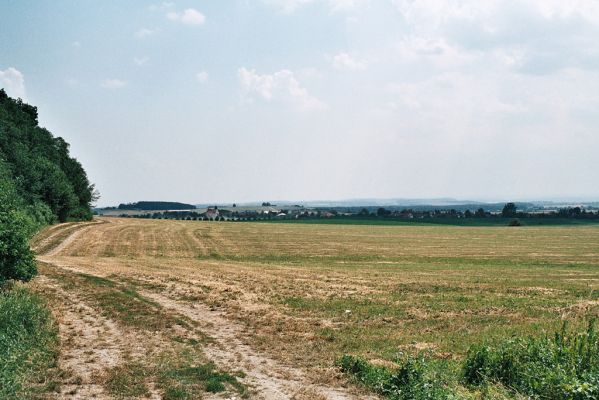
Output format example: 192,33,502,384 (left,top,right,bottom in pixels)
116,202,599,226
117,201,196,211
371,202,599,220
